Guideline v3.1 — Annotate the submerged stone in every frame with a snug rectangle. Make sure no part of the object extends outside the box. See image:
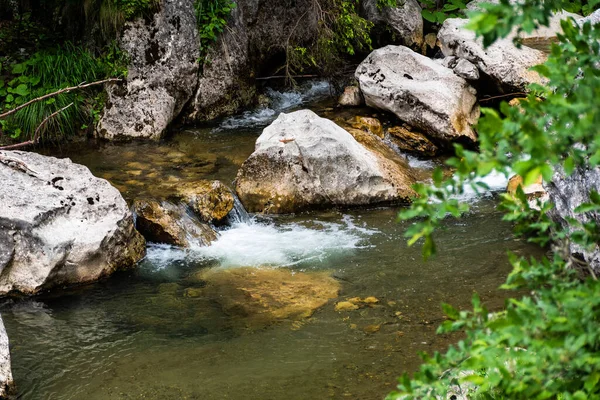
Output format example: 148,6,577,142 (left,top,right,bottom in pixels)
195,267,340,325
